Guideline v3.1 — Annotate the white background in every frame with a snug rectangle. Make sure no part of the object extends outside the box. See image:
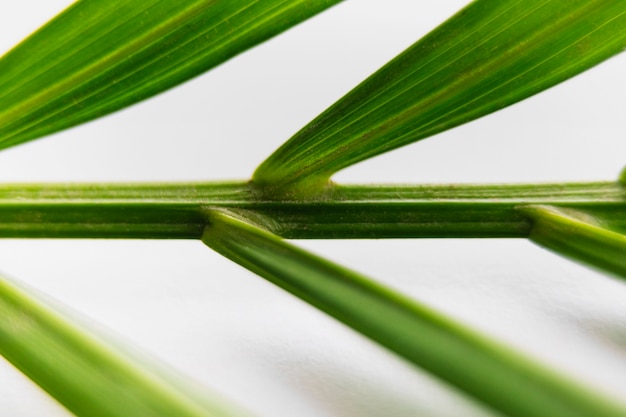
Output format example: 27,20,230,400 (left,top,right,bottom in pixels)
1,1,626,416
